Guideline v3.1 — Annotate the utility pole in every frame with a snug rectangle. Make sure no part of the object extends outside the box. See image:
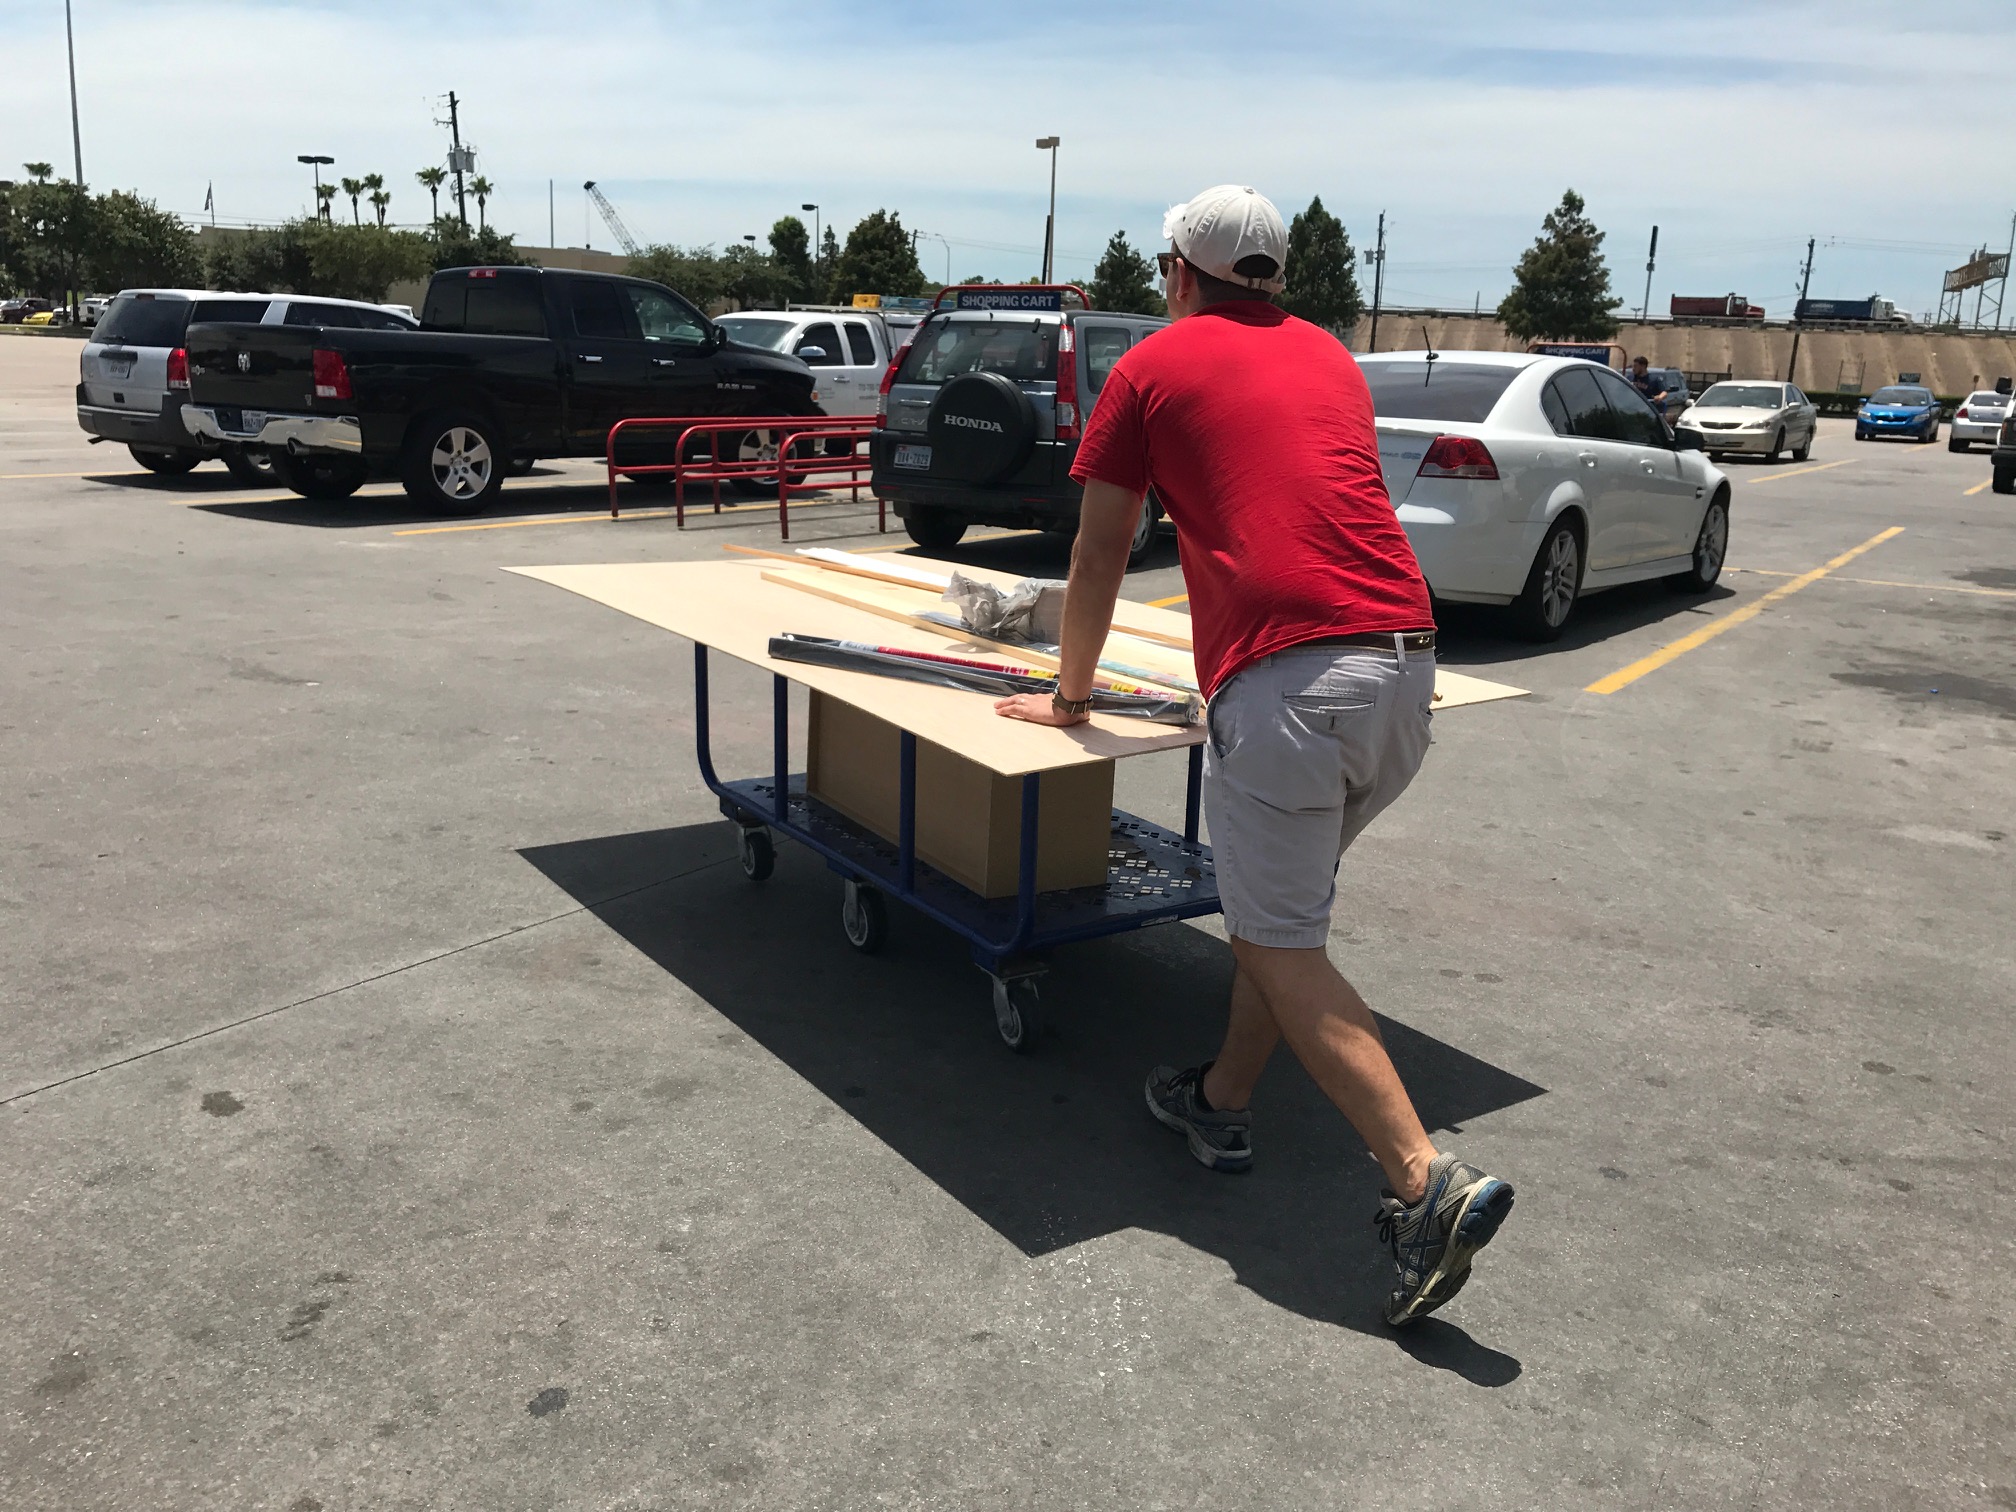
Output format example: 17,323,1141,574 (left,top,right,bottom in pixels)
1641,225,1658,322
1786,237,1815,384
1036,136,1060,283
448,91,468,229
63,0,84,189
1365,211,1387,353
1997,211,2015,333
548,179,554,247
